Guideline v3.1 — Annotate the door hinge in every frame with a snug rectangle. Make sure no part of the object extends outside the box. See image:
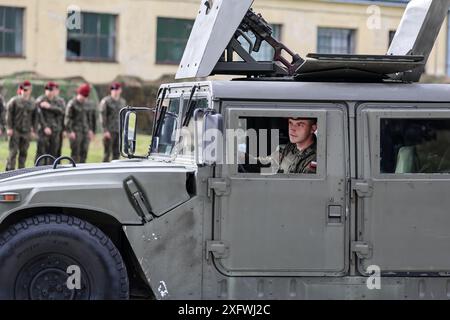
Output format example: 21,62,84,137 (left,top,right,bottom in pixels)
351,241,373,259
206,240,229,261
207,178,230,197
351,179,373,198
